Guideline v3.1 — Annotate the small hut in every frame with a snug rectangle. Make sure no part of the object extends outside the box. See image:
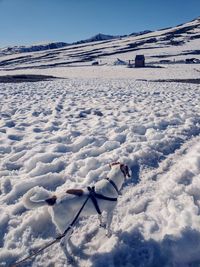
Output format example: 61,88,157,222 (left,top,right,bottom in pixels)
135,55,145,68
